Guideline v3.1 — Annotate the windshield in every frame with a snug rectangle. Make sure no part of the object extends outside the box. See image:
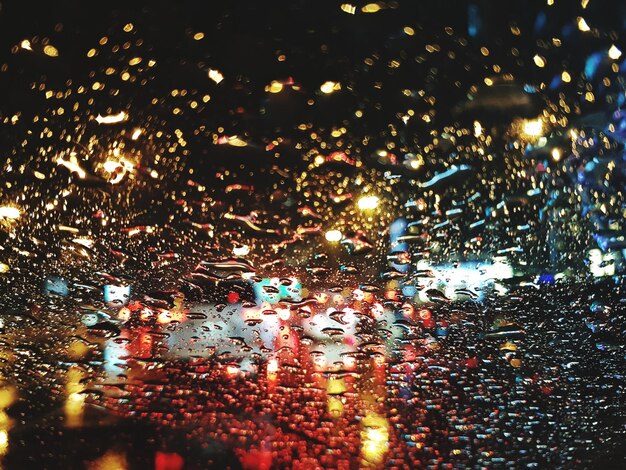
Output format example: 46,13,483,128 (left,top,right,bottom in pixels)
0,1,625,468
